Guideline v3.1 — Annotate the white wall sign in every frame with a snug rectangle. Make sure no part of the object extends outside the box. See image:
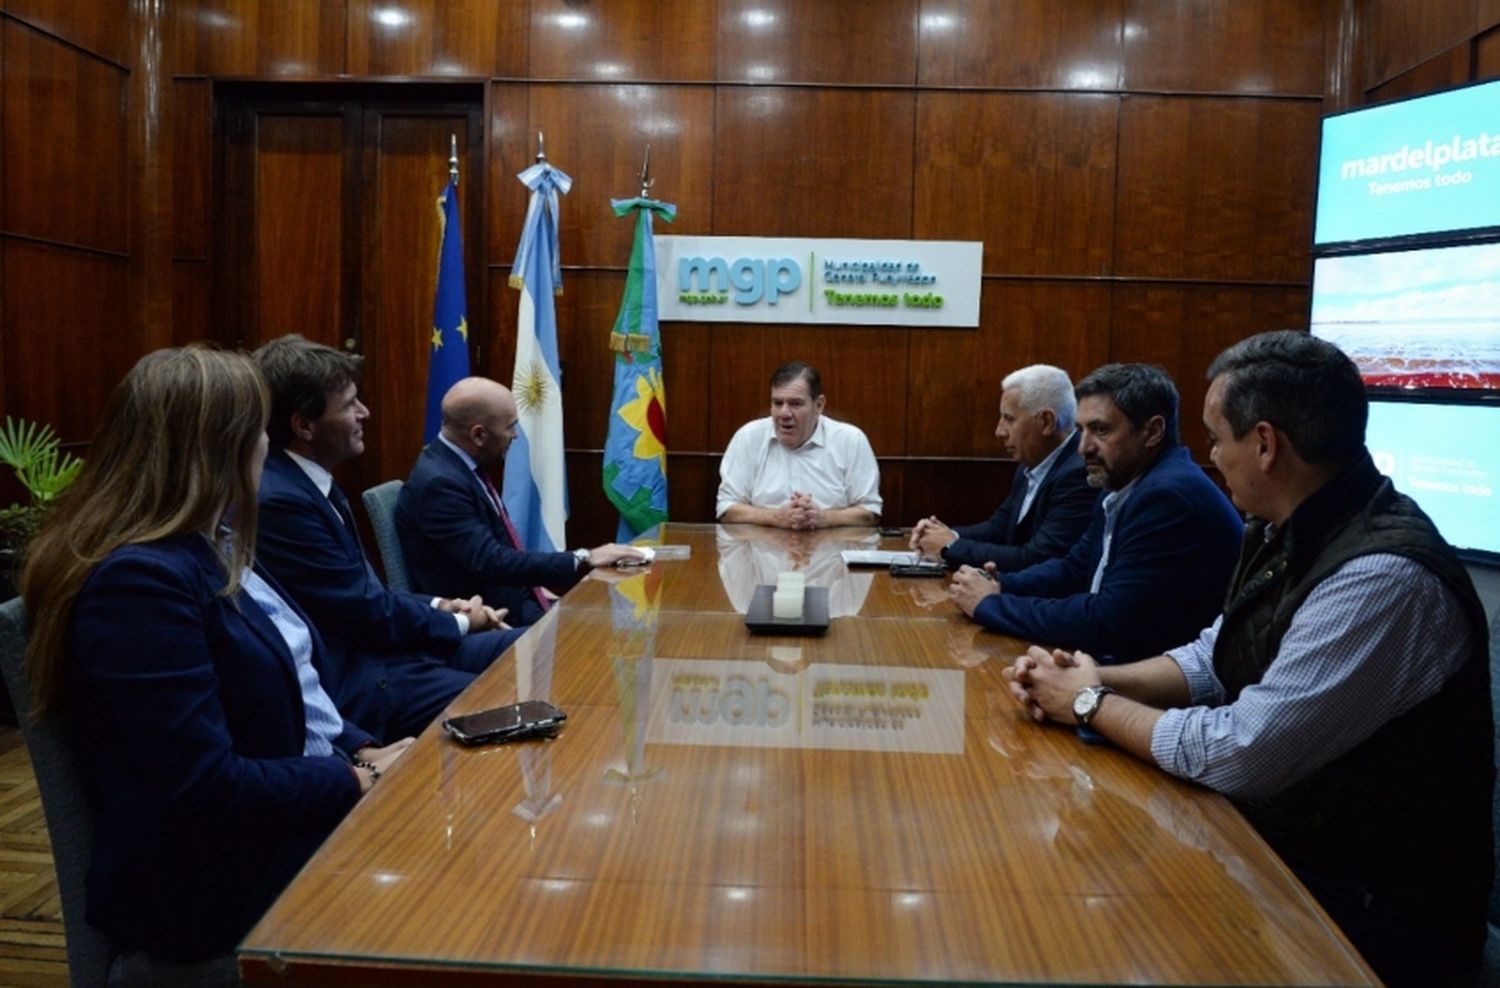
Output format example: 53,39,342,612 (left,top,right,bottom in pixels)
655,236,983,327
